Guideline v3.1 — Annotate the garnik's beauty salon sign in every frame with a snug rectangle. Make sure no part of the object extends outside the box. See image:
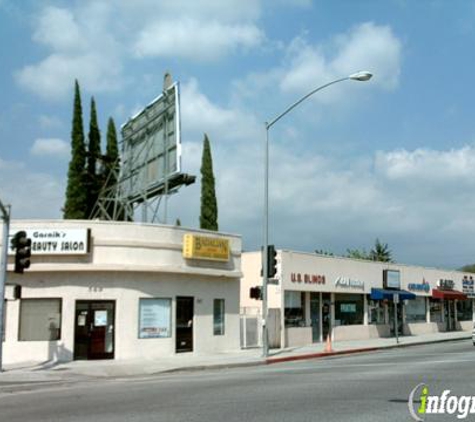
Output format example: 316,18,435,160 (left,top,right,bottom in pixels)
8,229,90,255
